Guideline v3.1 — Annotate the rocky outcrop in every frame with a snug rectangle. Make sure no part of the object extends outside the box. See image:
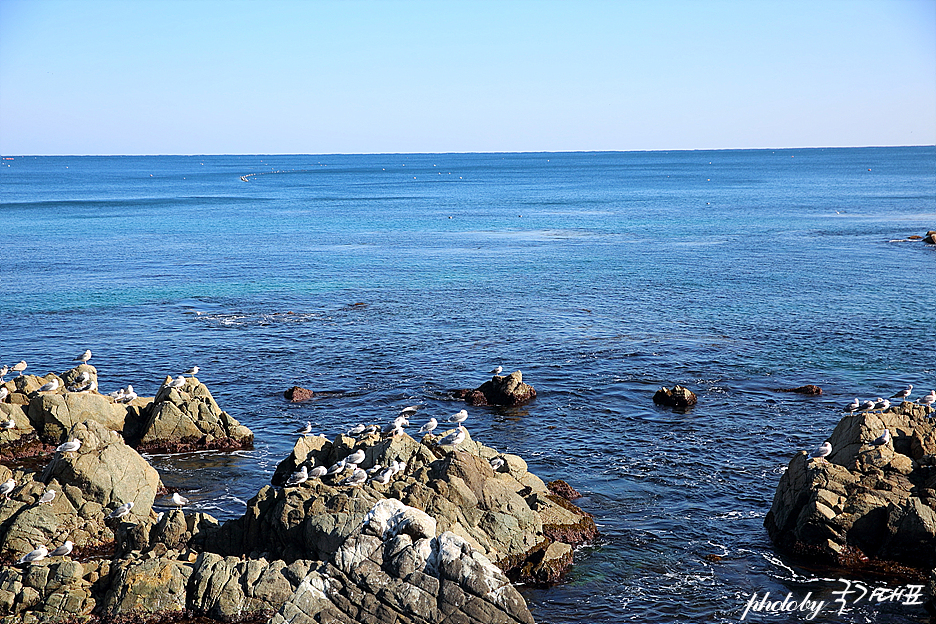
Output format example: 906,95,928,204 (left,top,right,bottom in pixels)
135,377,253,452
765,401,936,570
457,371,537,407
775,385,823,396
269,498,535,624
201,426,595,588
0,419,162,562
652,385,697,409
